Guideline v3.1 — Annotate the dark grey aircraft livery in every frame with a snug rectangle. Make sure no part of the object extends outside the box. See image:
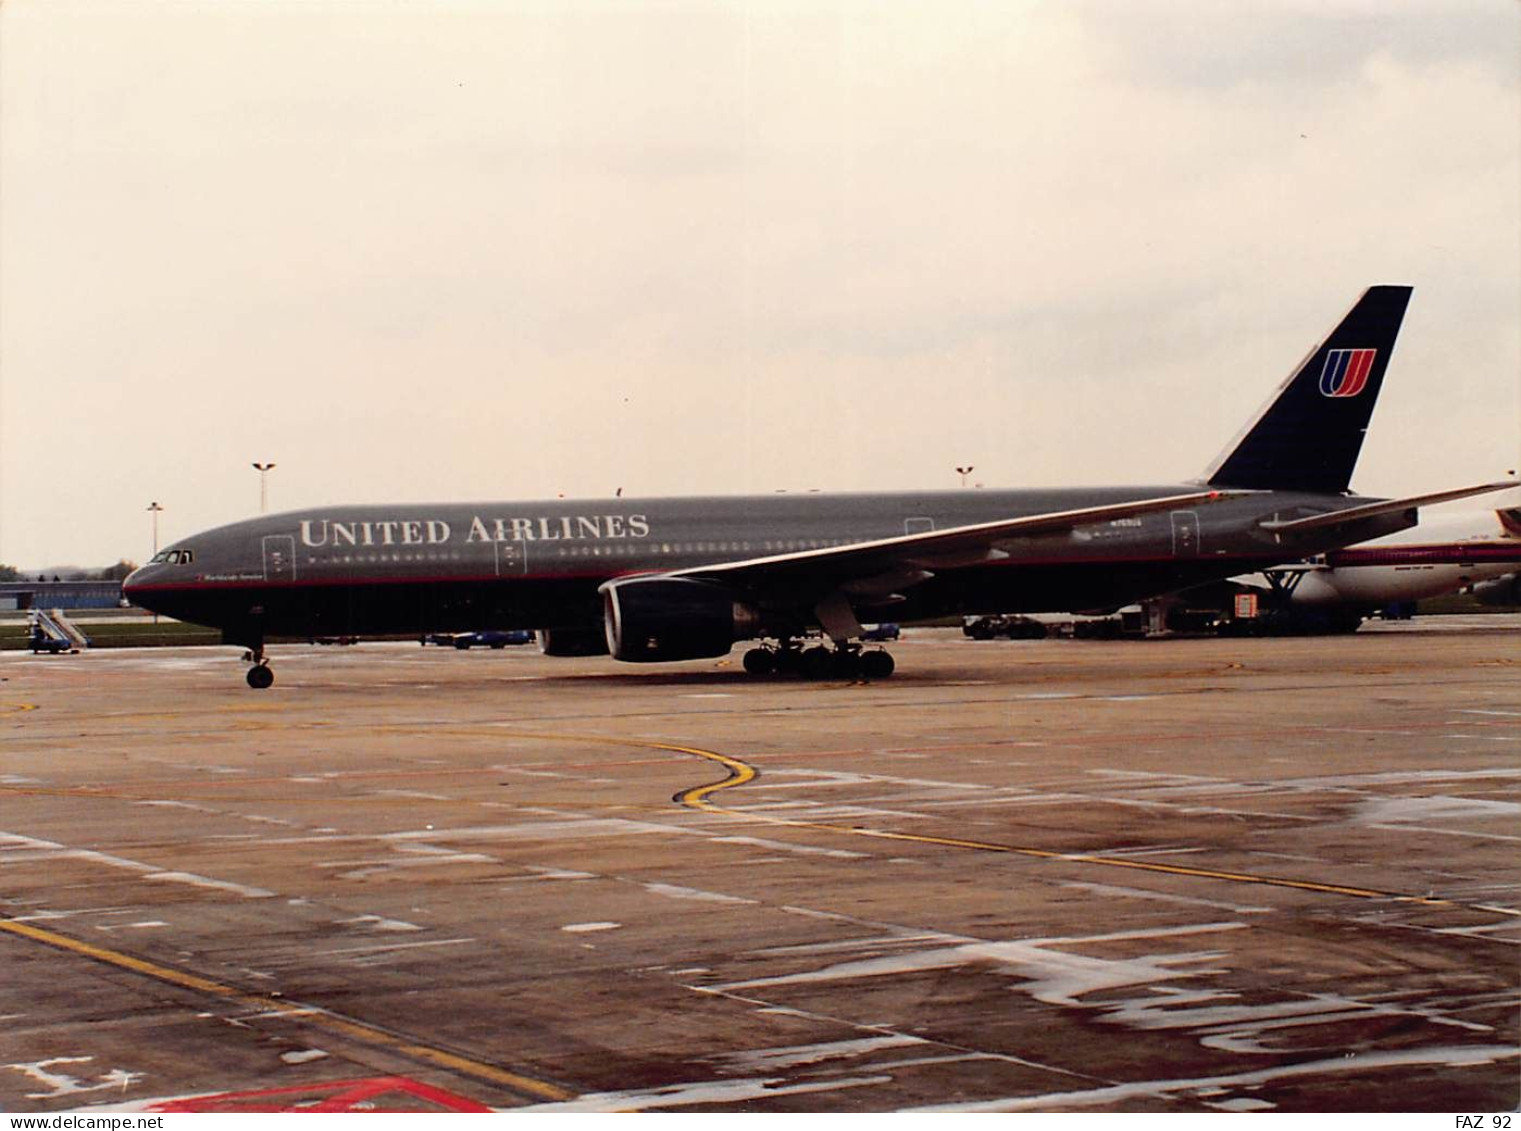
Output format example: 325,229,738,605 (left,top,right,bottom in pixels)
124,286,1511,687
